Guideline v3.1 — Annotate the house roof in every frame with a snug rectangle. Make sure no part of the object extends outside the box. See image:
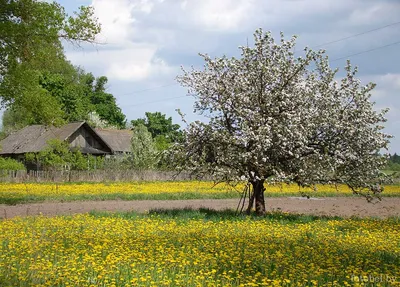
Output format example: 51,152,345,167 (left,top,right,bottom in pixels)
95,129,133,153
0,122,112,155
